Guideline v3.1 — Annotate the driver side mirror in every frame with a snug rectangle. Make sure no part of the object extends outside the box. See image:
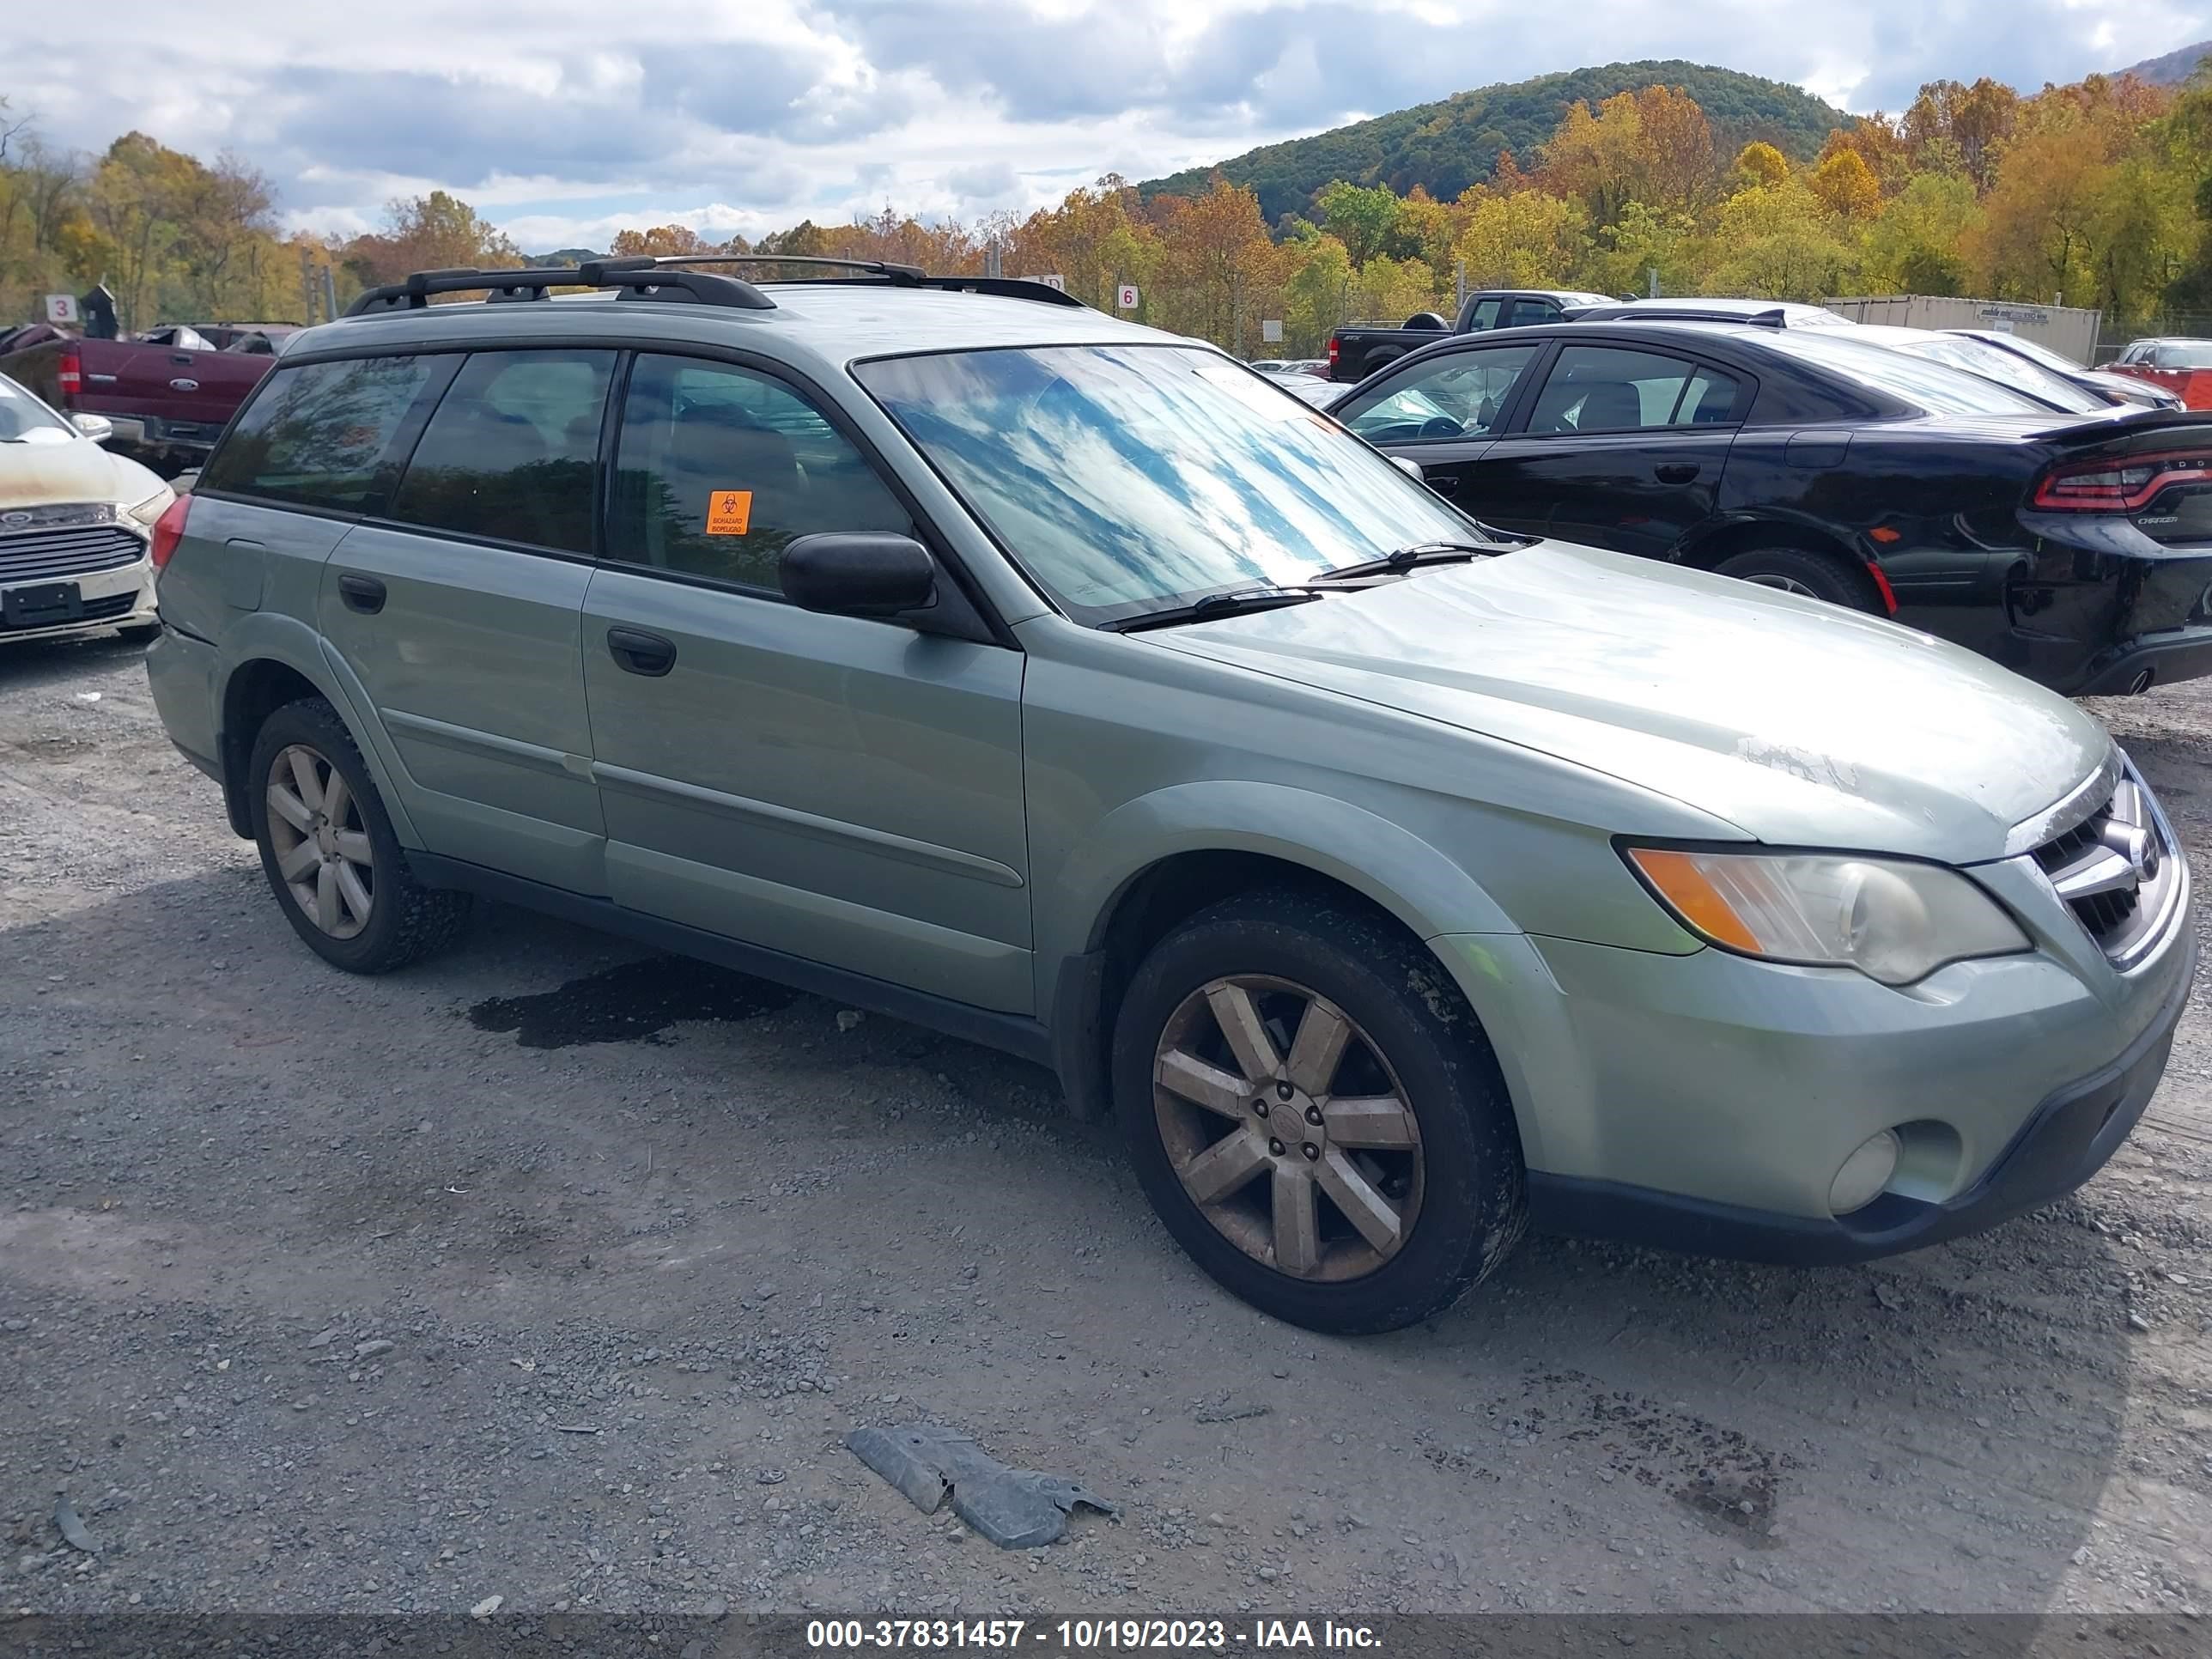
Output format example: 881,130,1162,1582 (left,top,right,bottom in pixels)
72,412,114,445
1391,455,1425,483
781,532,939,620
